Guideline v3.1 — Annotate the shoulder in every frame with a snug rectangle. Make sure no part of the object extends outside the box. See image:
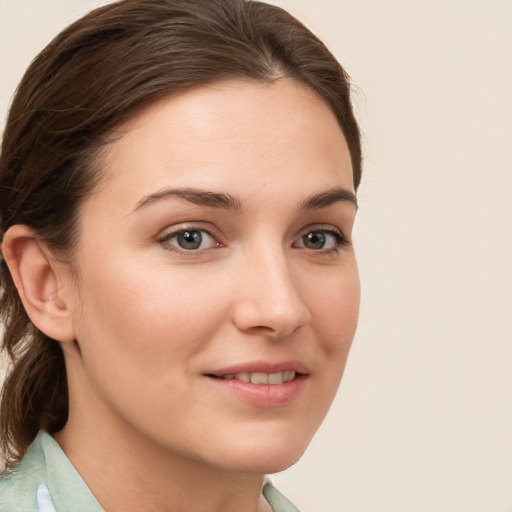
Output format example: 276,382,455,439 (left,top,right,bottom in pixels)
0,434,47,511
1,431,103,512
